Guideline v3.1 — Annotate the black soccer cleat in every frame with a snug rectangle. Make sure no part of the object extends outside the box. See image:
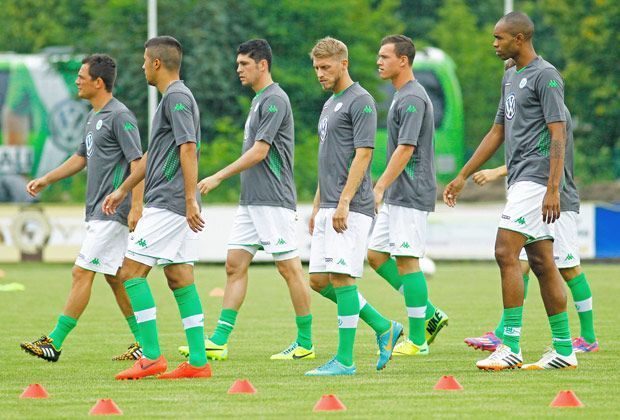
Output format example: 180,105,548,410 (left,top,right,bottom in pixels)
21,335,61,362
